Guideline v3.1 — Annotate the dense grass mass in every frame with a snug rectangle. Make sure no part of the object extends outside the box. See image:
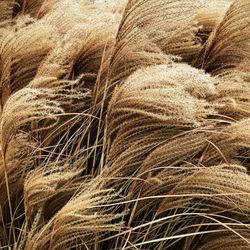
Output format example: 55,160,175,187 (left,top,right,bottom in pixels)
0,0,250,249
